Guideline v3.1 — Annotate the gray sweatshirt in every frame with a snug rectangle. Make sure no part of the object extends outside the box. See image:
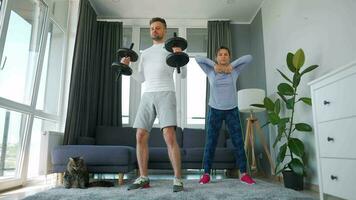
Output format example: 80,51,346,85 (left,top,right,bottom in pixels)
195,55,252,110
